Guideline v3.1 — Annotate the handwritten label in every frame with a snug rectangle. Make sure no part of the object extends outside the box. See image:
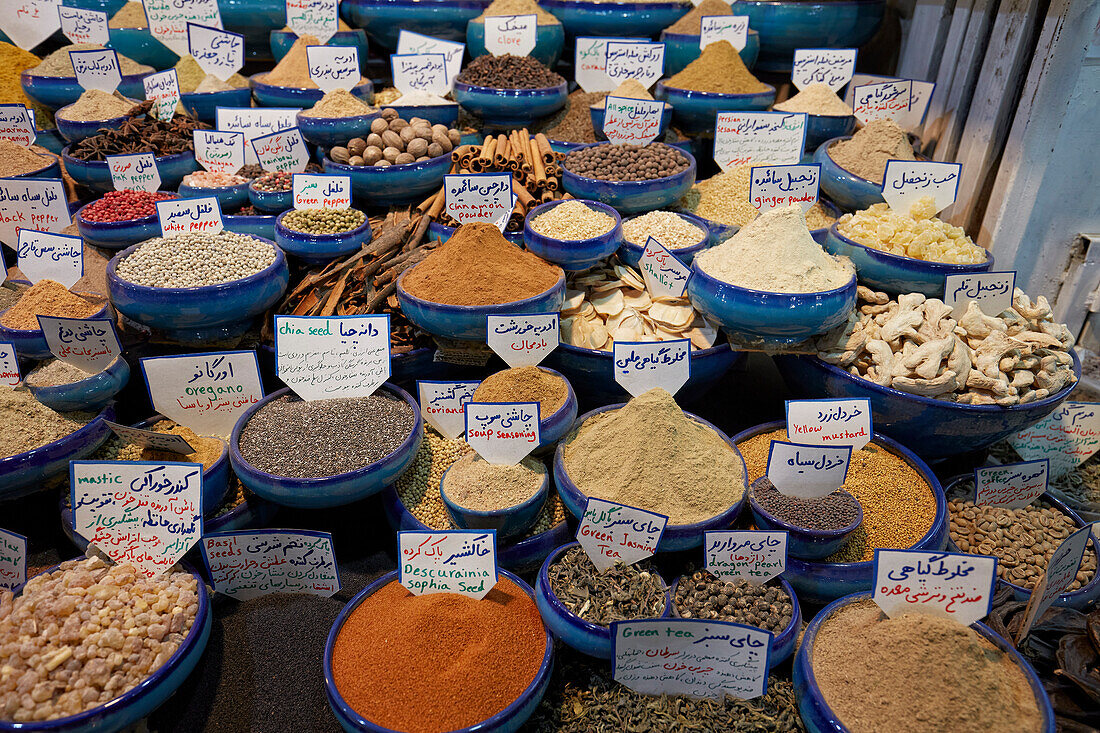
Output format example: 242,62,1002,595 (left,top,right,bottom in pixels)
873,549,997,626
882,160,961,215
486,314,558,368
847,74,934,131
785,398,871,450
140,351,264,437
70,48,121,93
1018,524,1093,641
699,15,748,51
107,152,161,193
391,53,449,98
444,173,513,231
791,48,857,92
484,14,536,57
1,0,62,51
603,96,665,146
103,420,195,455
38,315,121,373
852,80,912,124
396,30,464,90
464,402,540,465
16,228,82,289
975,460,1049,509
274,315,390,400
748,164,819,213
638,237,690,298
575,36,641,94
0,179,70,246
143,0,221,57
187,22,243,82
1009,403,1100,478
285,0,338,44
71,460,202,578
577,498,667,571
417,380,479,439
398,530,497,599
944,272,1015,318
613,339,690,398
712,111,807,170
201,529,340,599
604,41,664,88
143,69,179,123
251,127,309,173
306,45,360,93
292,174,351,210
704,530,786,584
765,440,851,498
216,107,300,166
59,6,108,46
613,619,770,700
156,196,223,236
0,105,35,147
0,343,19,388
194,130,245,174
0,529,26,591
